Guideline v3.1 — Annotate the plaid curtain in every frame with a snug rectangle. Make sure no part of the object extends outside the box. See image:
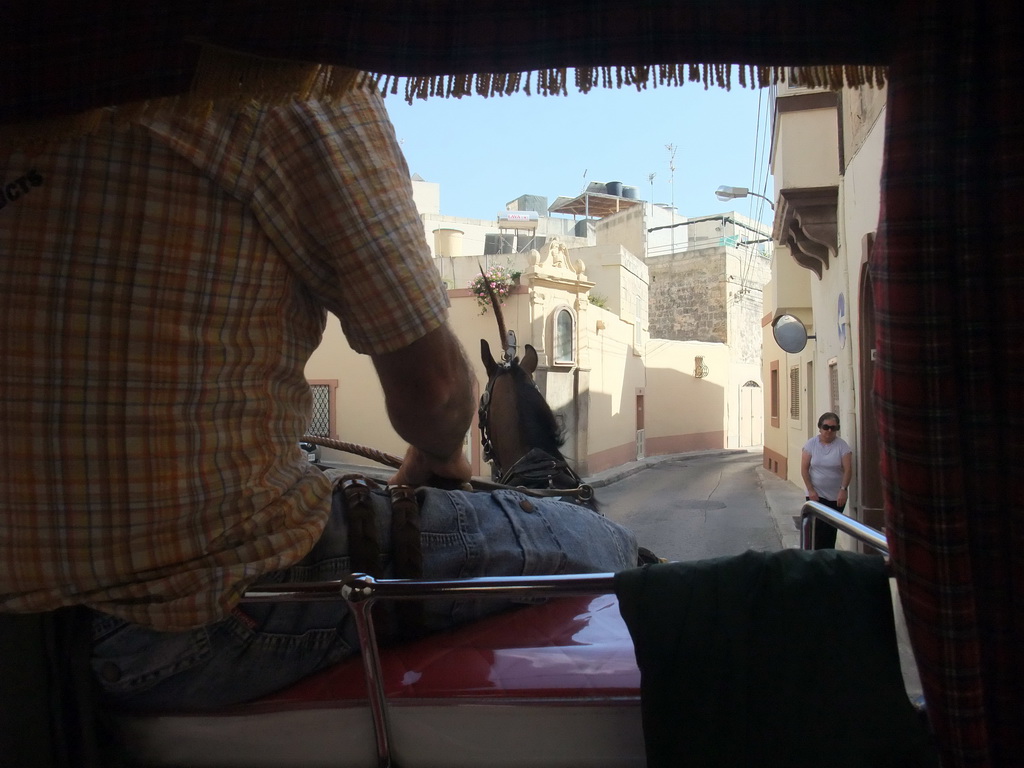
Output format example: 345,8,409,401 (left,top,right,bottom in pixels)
5,1,1023,765
874,3,1024,765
